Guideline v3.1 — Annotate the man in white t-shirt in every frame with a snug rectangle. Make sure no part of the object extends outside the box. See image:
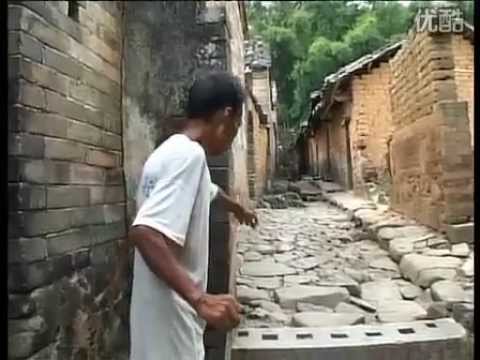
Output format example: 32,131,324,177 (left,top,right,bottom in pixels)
128,72,257,360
